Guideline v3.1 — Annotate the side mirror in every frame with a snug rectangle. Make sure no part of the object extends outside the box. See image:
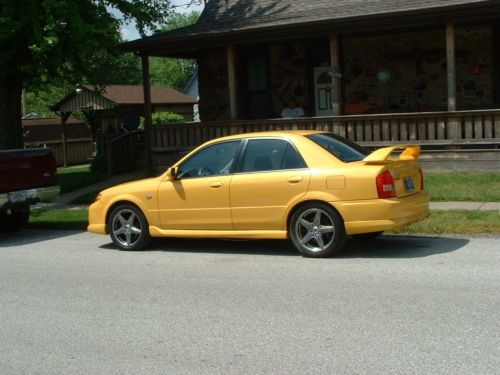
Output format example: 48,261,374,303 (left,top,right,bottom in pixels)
166,167,178,181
